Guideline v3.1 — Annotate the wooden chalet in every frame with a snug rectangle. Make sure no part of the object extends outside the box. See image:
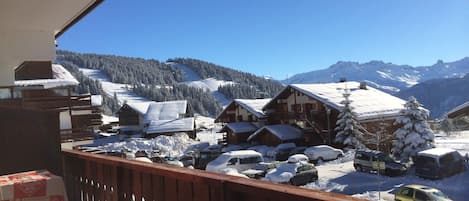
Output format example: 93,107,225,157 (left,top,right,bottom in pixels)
247,124,303,146
215,98,270,144
447,101,469,129
219,122,259,144
263,81,406,150
215,98,271,125
117,101,152,134
143,100,195,138
117,100,195,137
